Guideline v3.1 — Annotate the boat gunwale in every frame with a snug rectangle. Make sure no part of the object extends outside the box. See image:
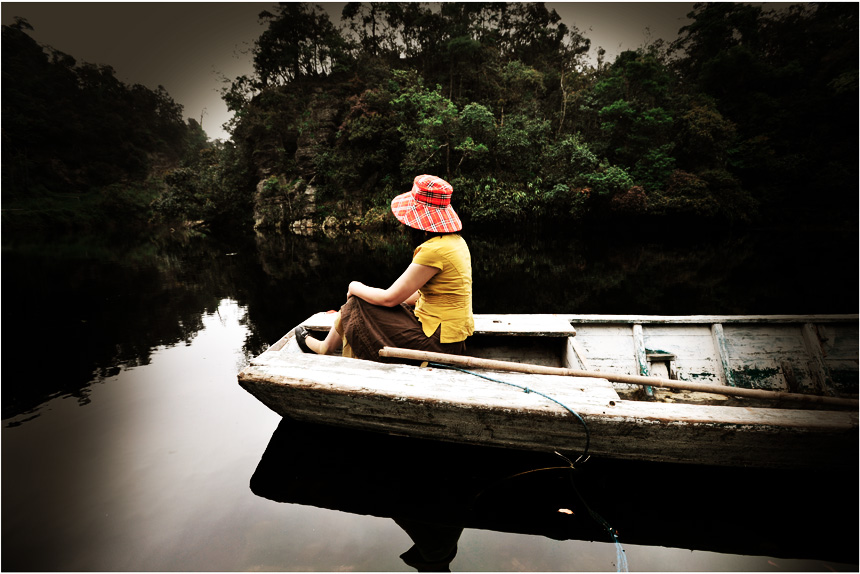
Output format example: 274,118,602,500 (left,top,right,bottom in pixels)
242,313,859,430
566,313,858,324
240,313,859,468
298,312,859,329
241,352,859,432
